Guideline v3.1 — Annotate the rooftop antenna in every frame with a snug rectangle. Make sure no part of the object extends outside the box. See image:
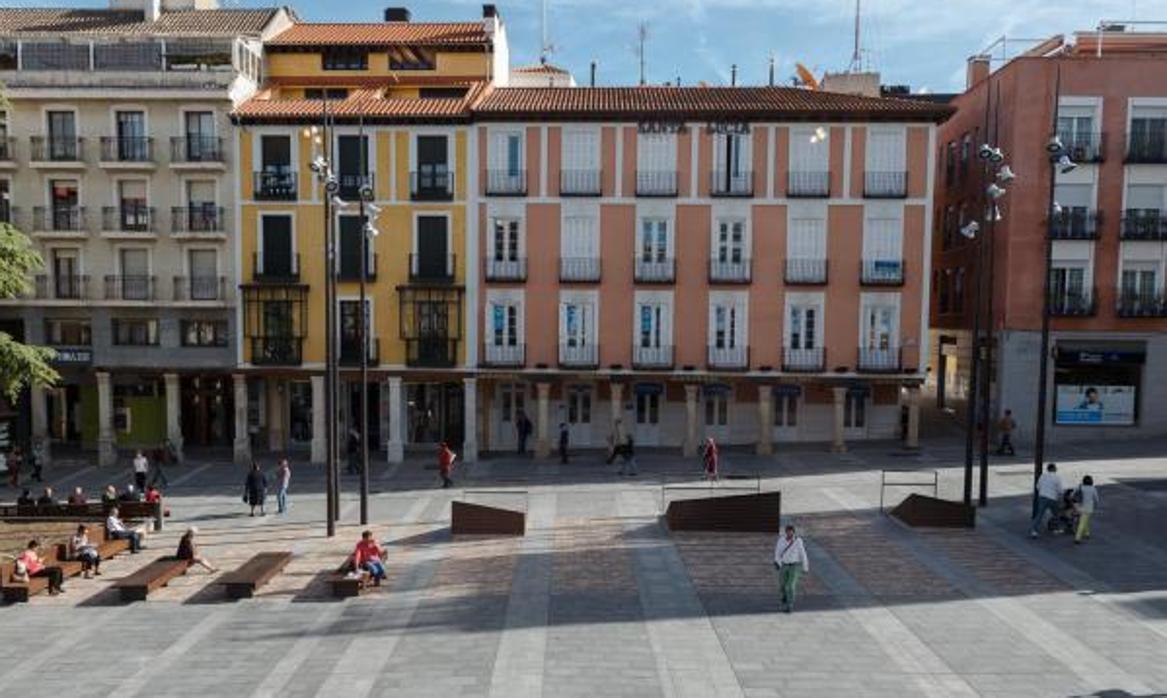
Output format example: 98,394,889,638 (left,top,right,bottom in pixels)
849,0,862,72
637,21,648,86
768,53,775,86
539,0,556,64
